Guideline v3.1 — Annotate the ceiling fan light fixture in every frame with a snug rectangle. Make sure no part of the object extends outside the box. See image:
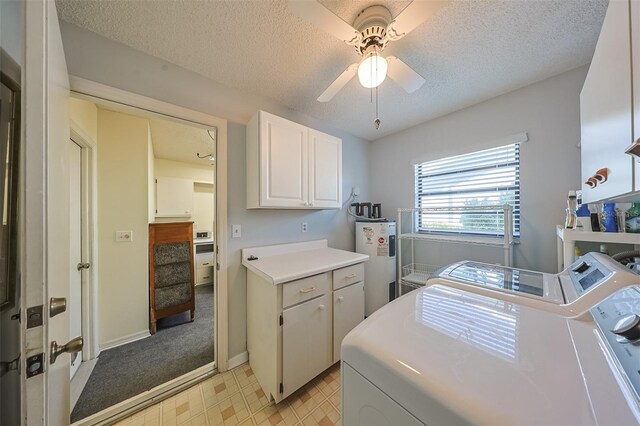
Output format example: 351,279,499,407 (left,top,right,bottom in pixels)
357,47,387,89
